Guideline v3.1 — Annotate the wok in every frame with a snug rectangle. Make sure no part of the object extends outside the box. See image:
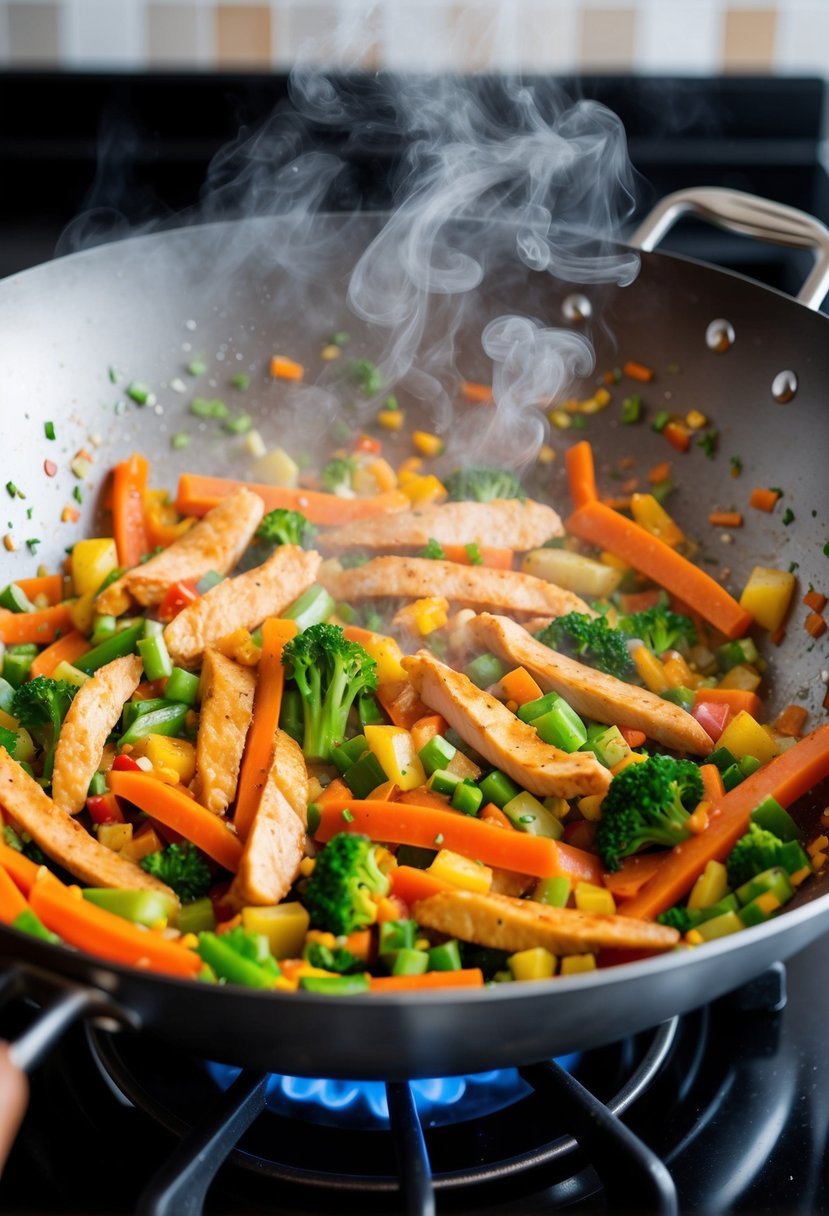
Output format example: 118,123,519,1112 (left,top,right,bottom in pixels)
0,187,828,1081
